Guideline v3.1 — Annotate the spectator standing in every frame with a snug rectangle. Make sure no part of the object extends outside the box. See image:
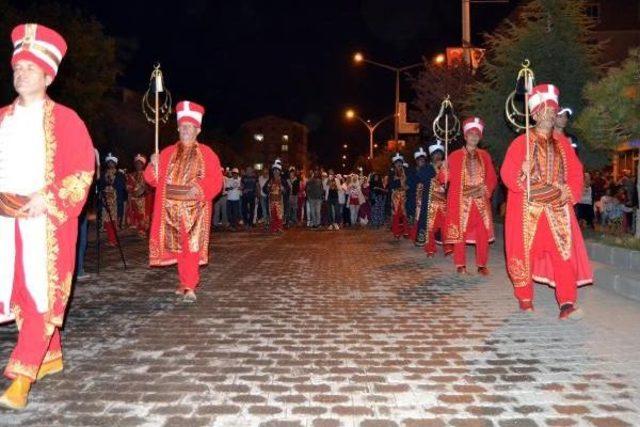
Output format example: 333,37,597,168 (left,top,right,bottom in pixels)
225,168,242,229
